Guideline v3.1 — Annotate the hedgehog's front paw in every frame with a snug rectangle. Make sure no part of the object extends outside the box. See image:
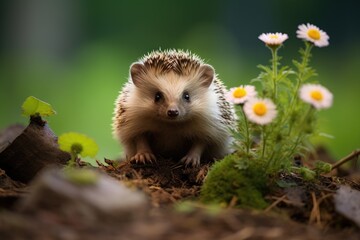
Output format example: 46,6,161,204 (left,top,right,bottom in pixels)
181,154,201,167
130,152,156,164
